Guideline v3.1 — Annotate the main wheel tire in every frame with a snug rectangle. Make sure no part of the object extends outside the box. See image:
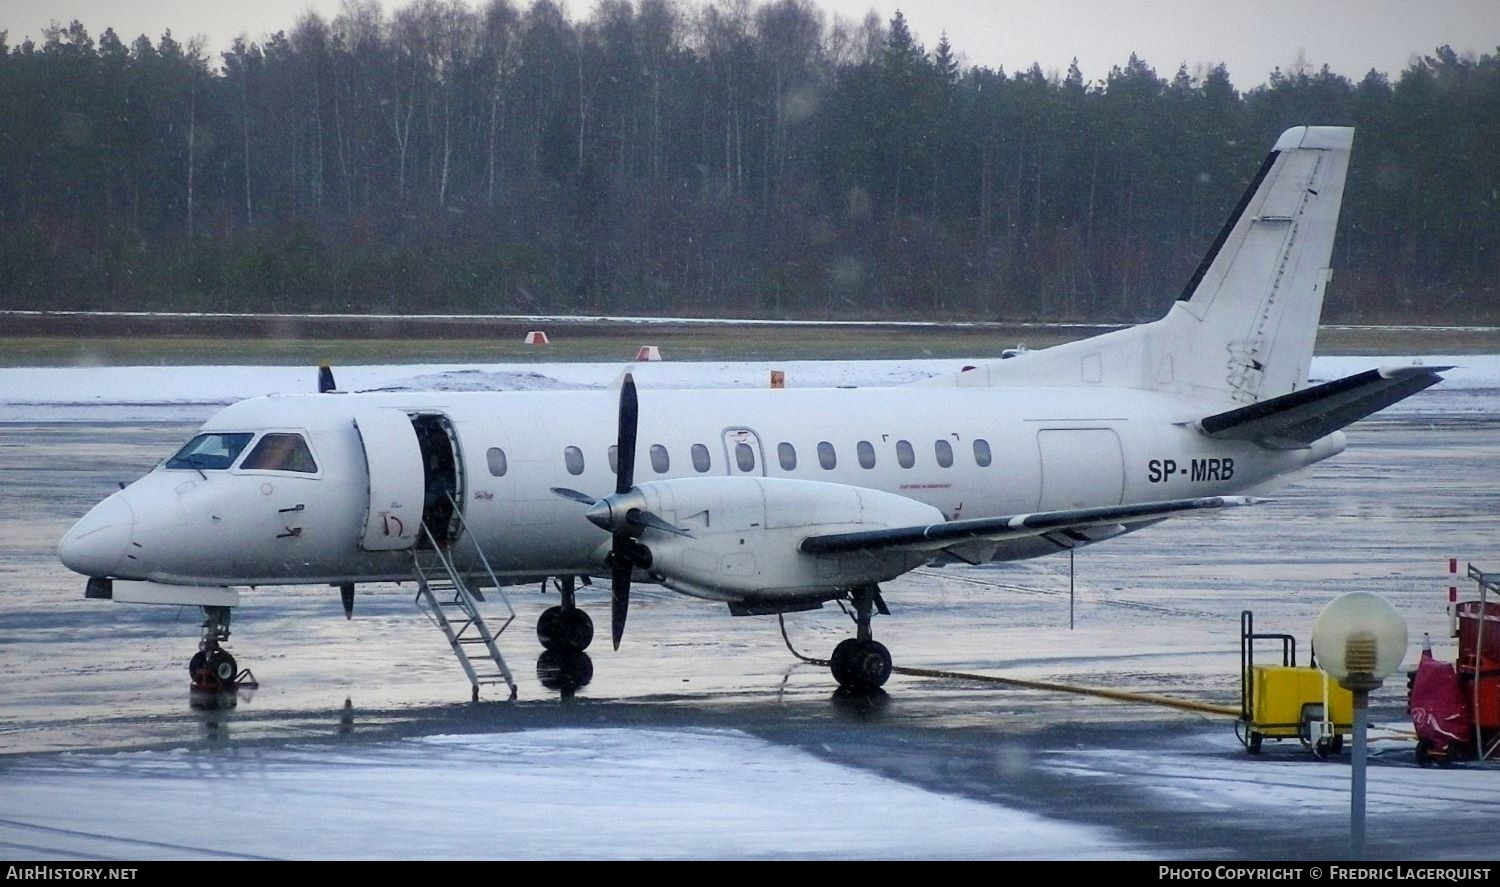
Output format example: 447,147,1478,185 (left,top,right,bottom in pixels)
189,650,207,677
538,606,595,653
831,639,891,691
851,640,892,690
829,638,860,686
559,608,594,652
537,606,564,651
